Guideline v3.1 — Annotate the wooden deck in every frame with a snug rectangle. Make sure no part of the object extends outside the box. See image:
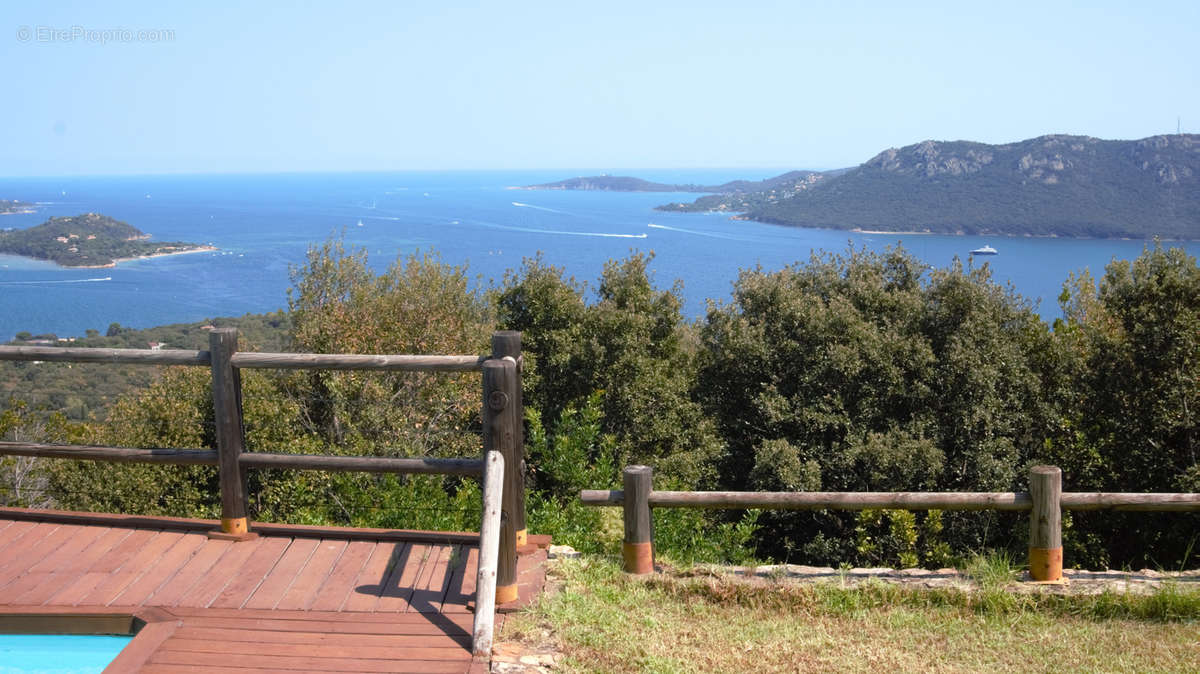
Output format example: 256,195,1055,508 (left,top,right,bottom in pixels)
0,508,548,672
